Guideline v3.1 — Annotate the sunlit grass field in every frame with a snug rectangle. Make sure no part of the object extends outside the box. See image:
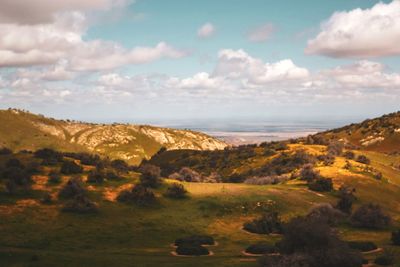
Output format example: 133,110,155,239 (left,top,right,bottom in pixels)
0,146,399,267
